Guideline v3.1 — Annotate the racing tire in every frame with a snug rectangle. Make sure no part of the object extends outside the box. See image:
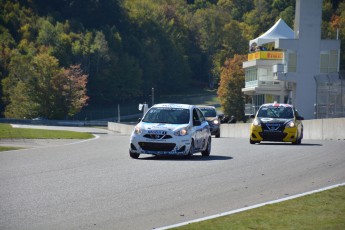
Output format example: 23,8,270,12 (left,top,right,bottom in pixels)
129,151,140,159
186,140,194,157
201,137,211,156
250,139,258,144
293,137,302,145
